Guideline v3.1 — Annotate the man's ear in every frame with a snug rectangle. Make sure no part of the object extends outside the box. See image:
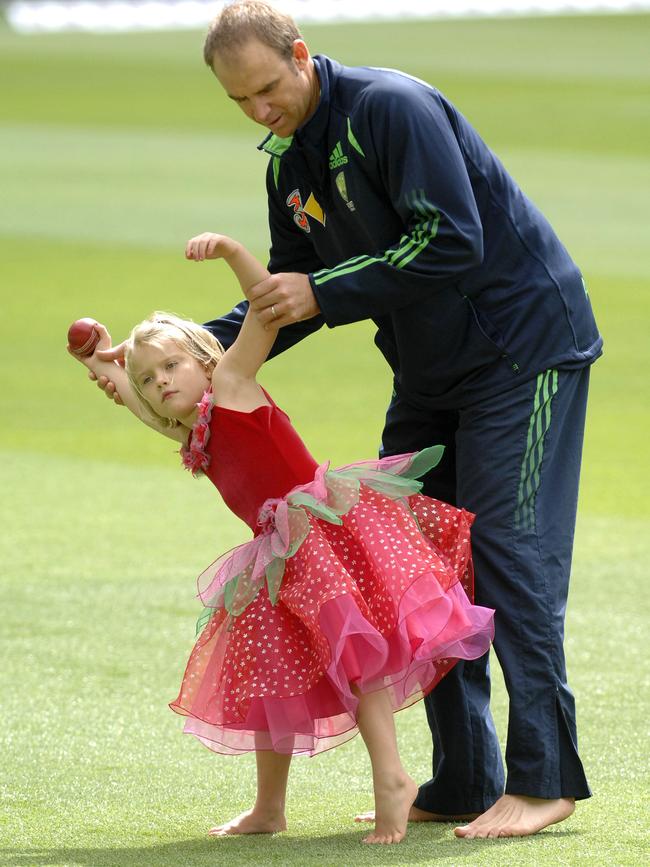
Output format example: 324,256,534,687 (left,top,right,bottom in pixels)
292,39,310,69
